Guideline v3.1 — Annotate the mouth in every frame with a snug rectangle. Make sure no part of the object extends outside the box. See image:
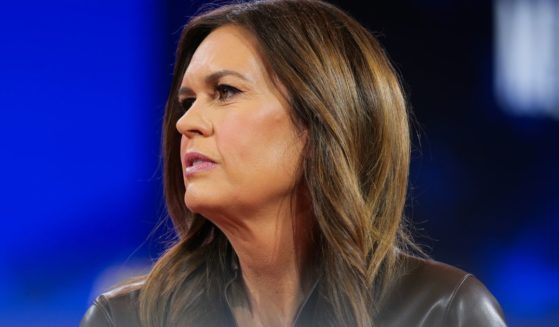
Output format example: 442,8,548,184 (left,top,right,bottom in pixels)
185,152,215,166
184,152,217,177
